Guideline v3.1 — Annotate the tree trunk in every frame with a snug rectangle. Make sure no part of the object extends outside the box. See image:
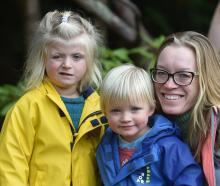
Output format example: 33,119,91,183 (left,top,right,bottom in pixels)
25,0,40,50
72,0,151,45
208,1,220,54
